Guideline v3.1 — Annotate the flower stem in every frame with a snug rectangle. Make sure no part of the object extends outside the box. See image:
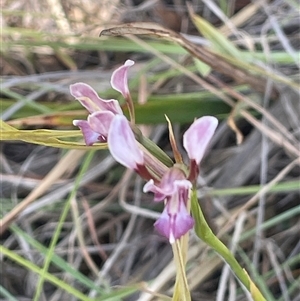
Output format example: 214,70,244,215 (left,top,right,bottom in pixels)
171,240,191,301
191,190,266,301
